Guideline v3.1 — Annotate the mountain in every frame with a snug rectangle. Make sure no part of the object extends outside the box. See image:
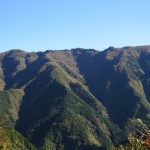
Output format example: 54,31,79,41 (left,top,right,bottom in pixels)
0,127,37,150
0,46,150,150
